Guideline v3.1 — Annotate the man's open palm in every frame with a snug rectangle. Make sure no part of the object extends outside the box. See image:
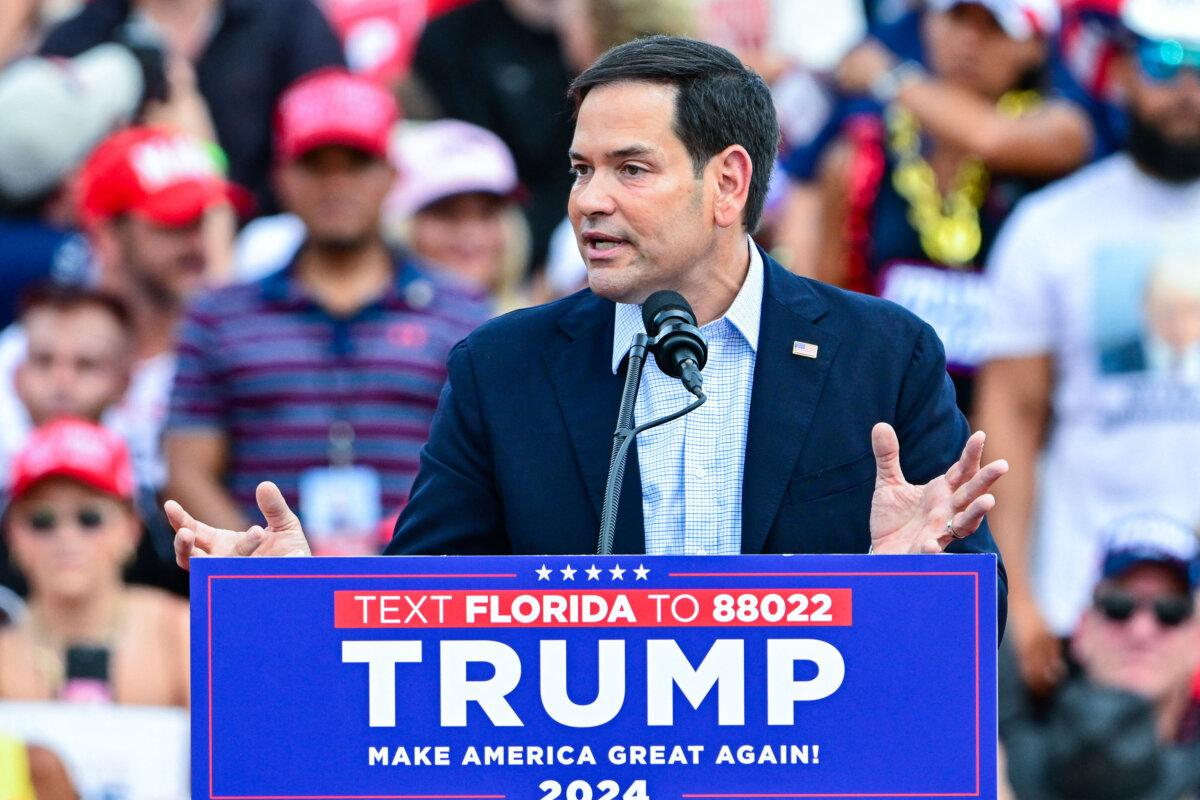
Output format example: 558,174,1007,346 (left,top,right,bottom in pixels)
869,423,1008,554
166,482,311,569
